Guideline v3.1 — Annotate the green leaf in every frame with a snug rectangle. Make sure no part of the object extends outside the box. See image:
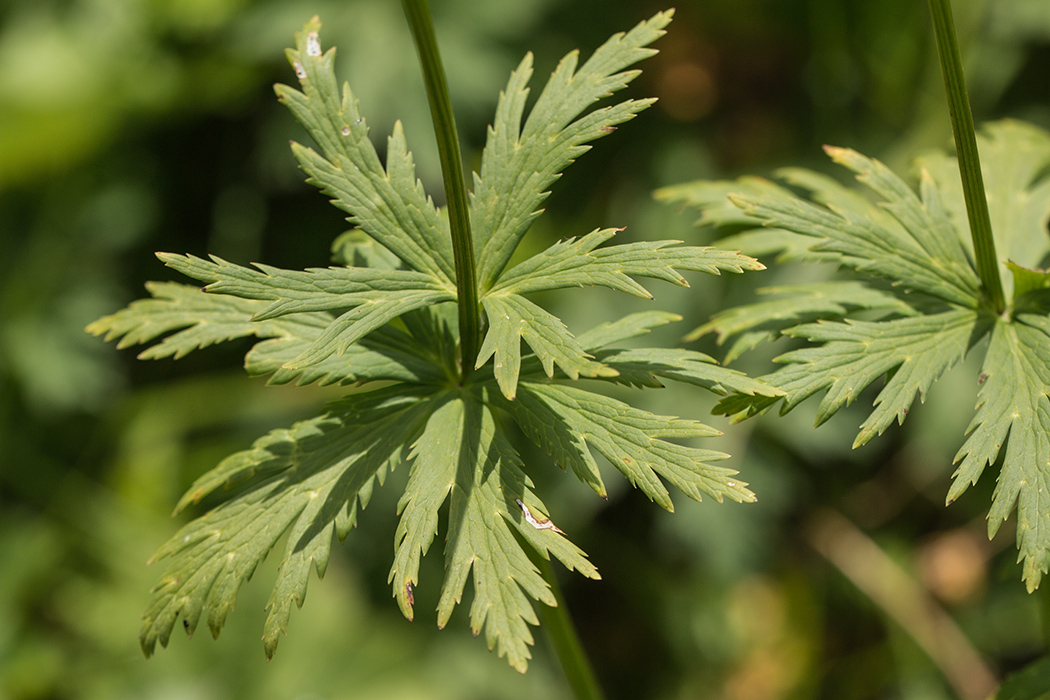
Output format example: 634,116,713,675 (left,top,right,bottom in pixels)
655,173,845,263
93,13,769,670
509,383,752,510
728,152,981,307
715,309,980,446
1009,261,1050,305
573,310,684,350
160,253,453,319
679,120,1050,592
949,317,1050,591
245,319,448,387
331,228,402,270
918,120,1050,275
159,253,455,367
472,11,673,289
591,346,784,398
656,176,780,229
491,228,764,299
477,293,616,399
276,18,455,282
826,146,977,286
84,281,284,359
140,387,433,659
390,393,597,672
689,280,921,359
